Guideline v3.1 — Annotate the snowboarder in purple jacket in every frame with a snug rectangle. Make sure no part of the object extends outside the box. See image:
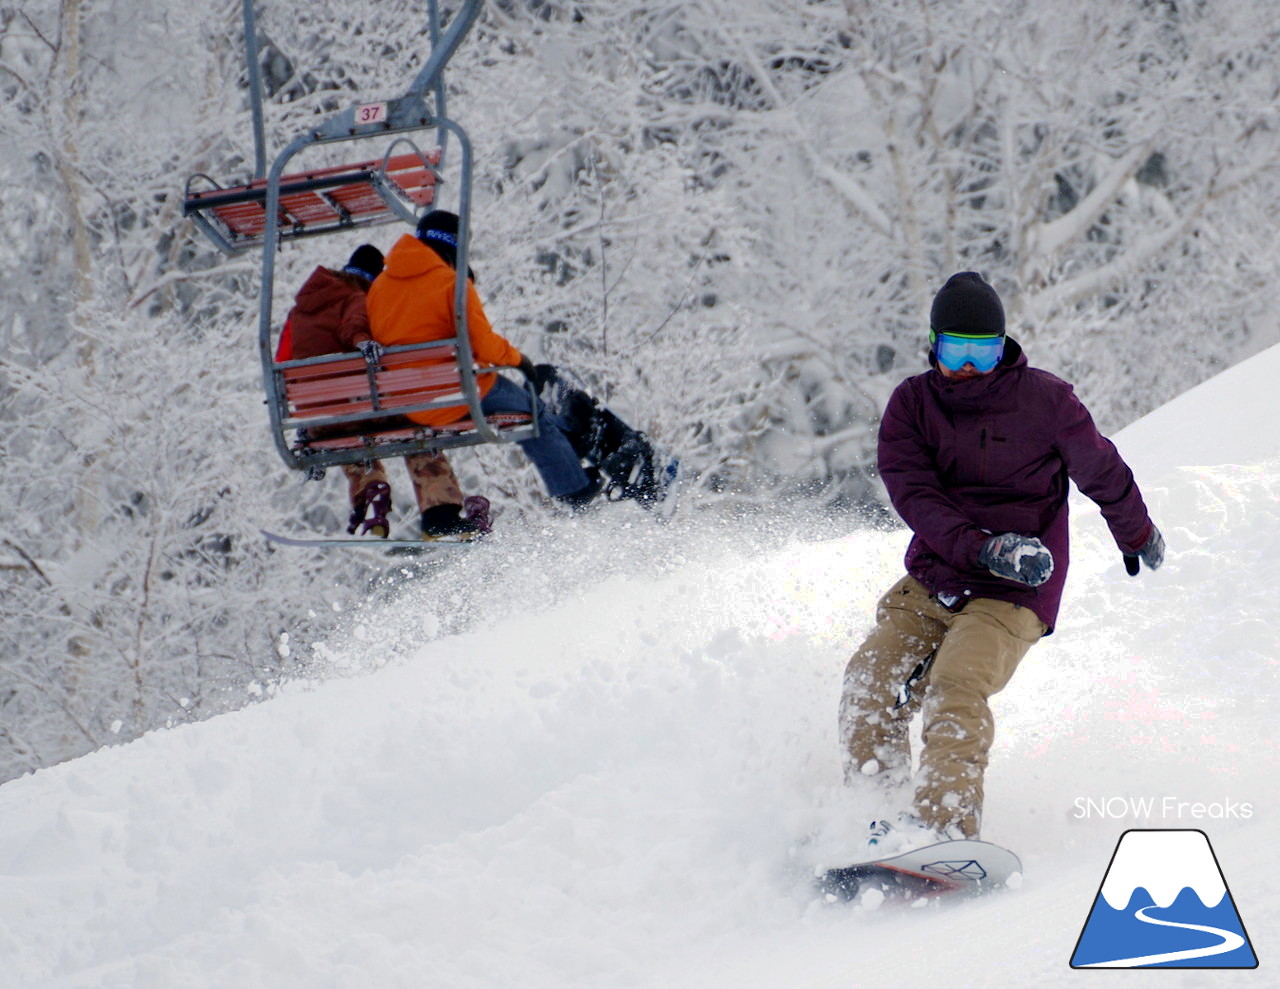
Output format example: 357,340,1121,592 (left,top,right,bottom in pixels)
839,272,1165,845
